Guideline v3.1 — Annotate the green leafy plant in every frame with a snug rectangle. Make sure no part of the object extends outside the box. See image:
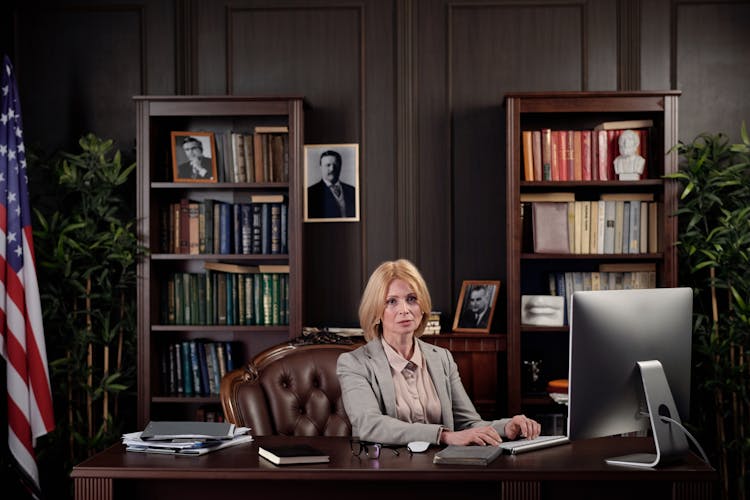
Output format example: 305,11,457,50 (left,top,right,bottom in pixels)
30,134,141,489
666,124,750,500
